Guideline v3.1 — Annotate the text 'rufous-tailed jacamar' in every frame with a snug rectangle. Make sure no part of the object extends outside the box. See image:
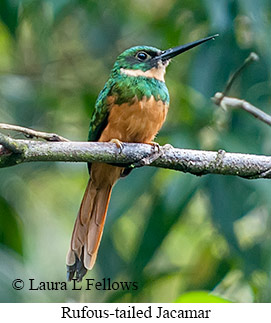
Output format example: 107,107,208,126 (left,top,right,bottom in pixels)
66,34,218,281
